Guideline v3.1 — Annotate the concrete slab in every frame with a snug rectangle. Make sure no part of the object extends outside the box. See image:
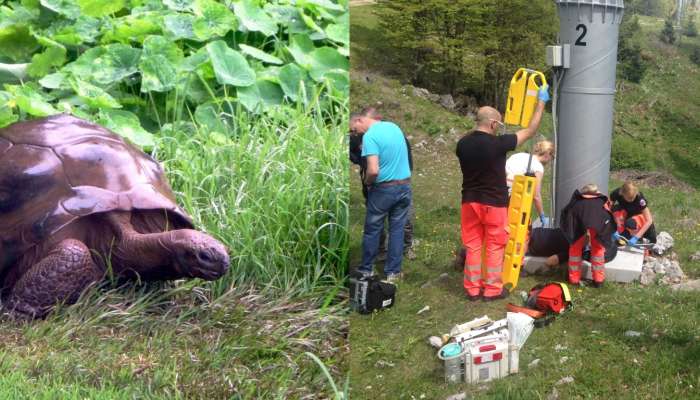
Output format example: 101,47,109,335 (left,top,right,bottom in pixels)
581,247,644,283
